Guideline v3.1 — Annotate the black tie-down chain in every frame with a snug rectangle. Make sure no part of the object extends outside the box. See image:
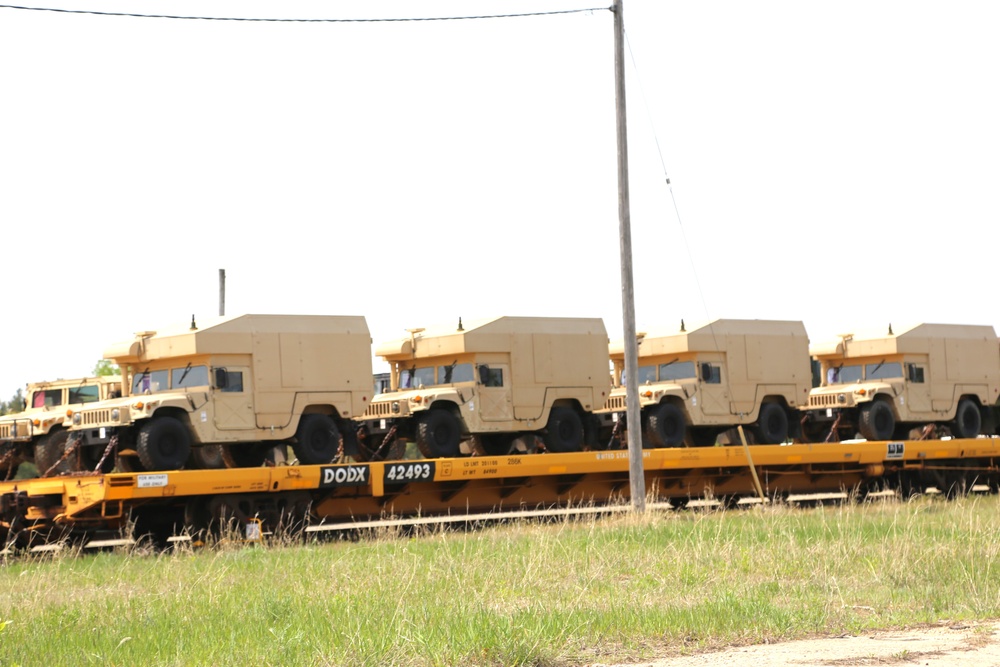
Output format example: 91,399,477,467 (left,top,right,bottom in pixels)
607,417,625,449
354,424,399,462
42,433,119,477
92,434,119,473
0,443,22,480
42,434,82,477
